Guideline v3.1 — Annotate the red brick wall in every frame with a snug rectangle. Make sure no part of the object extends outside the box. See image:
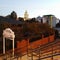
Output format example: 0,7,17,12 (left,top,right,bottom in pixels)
30,39,42,49
41,37,48,45
17,35,55,52
49,35,55,42
17,39,29,53
28,35,55,49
